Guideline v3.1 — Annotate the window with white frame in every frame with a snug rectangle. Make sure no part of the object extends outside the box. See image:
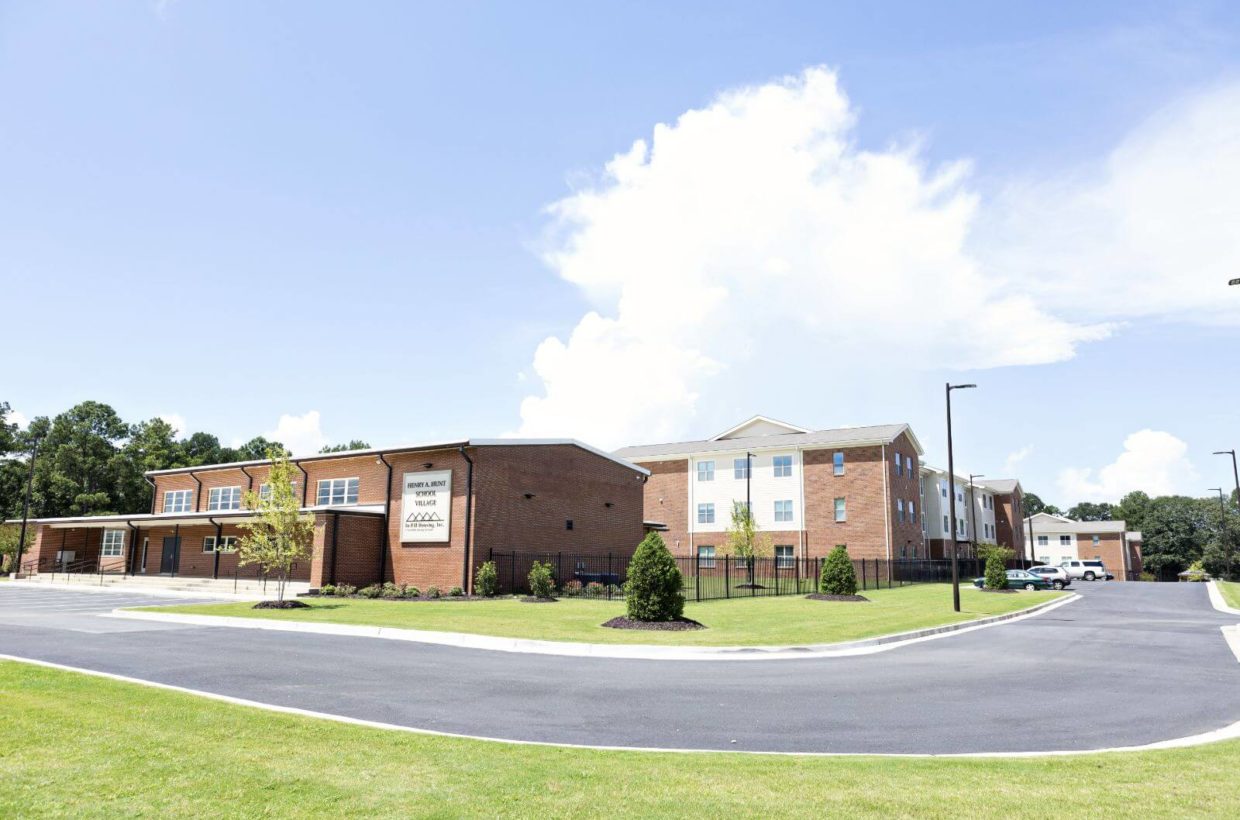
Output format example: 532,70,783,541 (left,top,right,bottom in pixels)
775,545,793,568
697,461,715,482
316,477,359,505
1037,535,1049,546
163,489,193,513
943,515,950,534
207,486,242,511
897,499,905,522
940,485,948,499
203,535,238,553
772,455,792,477
733,457,750,479
774,499,793,522
894,450,902,476
905,455,912,476
259,481,298,501
833,451,844,476
909,500,915,521
834,497,846,522
101,530,125,557
1060,535,1071,546
1092,535,1100,546
697,545,716,568
697,503,715,524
